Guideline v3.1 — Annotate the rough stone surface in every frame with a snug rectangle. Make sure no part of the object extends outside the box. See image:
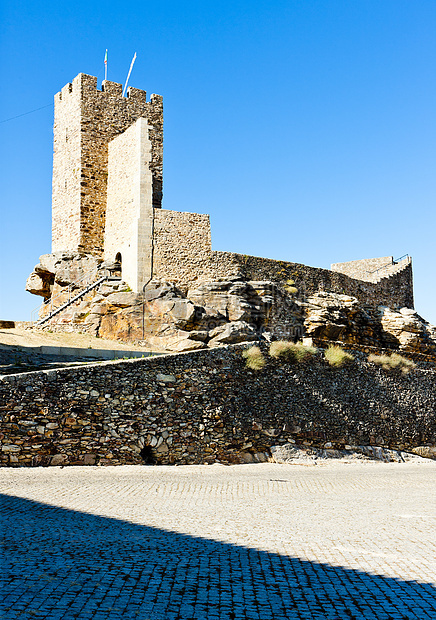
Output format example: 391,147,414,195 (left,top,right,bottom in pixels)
208,321,258,346
27,254,436,357
152,209,213,286
378,305,436,354
52,73,163,256
304,291,436,355
25,272,52,298
270,442,428,464
1,344,434,467
331,255,411,283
